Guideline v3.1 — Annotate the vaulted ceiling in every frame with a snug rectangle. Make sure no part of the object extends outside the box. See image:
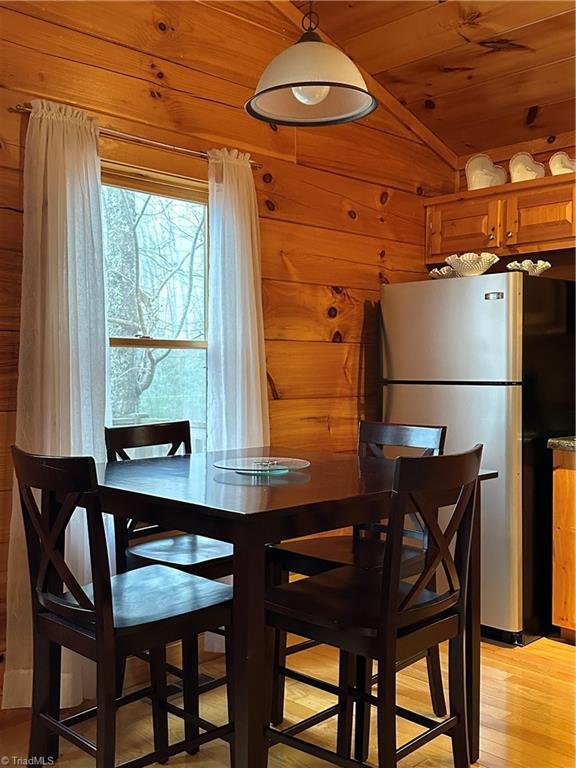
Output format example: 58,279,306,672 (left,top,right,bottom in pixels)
294,0,575,155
